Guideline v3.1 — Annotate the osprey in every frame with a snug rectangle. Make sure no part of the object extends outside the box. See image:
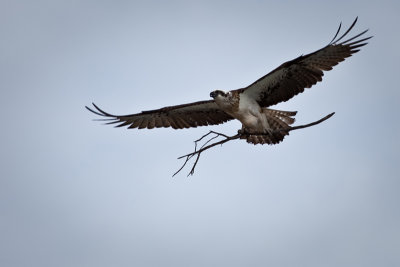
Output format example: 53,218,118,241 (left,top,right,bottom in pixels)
87,18,371,144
